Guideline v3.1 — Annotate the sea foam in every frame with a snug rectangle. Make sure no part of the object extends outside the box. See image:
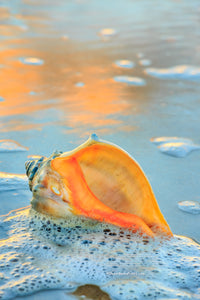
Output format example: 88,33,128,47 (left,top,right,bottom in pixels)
114,60,135,69
151,137,200,157
114,76,146,86
145,65,200,80
20,57,44,66
0,140,28,152
178,201,200,215
139,59,152,66
0,207,199,299
99,28,117,39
